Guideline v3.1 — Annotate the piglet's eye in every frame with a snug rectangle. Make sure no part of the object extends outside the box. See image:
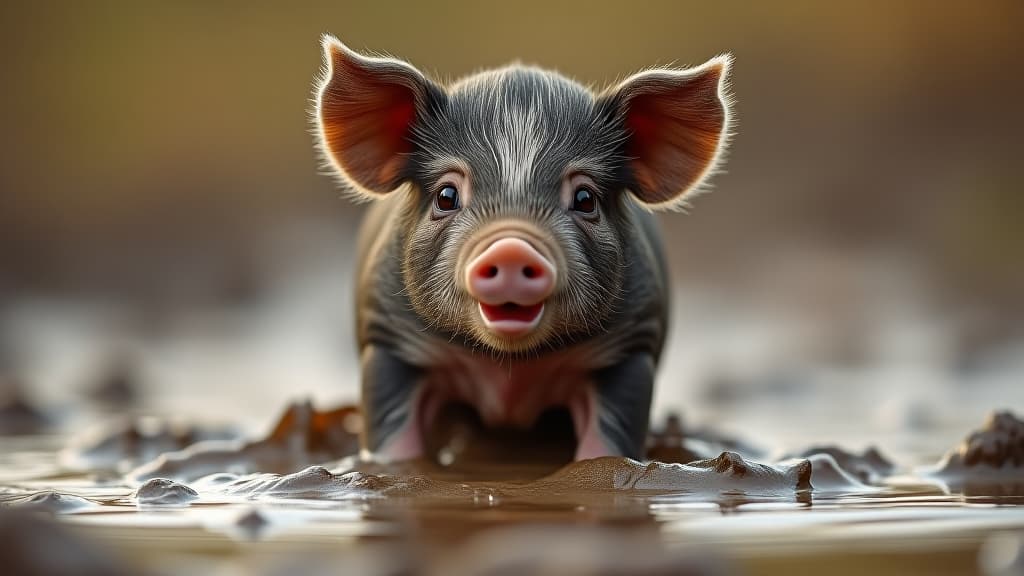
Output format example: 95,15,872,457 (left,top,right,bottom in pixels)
571,187,596,214
435,185,460,212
